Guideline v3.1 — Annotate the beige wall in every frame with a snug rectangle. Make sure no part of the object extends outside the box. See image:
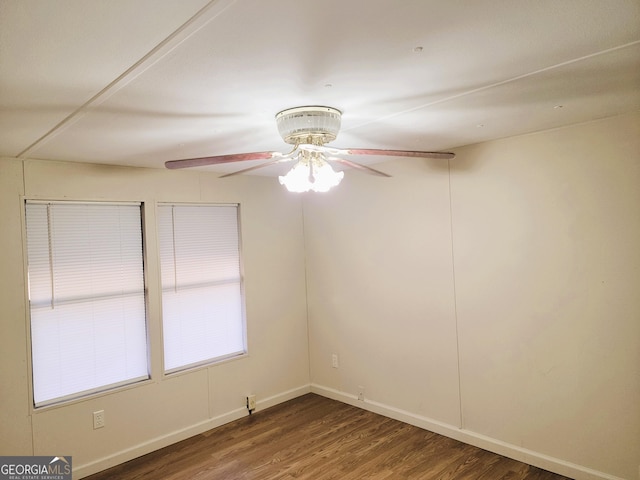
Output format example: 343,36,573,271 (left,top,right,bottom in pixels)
452,112,640,479
0,159,310,477
305,111,640,480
